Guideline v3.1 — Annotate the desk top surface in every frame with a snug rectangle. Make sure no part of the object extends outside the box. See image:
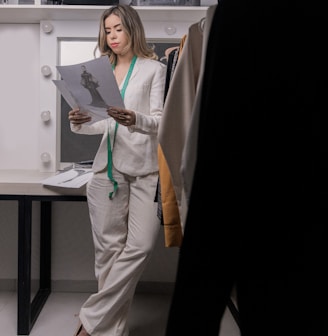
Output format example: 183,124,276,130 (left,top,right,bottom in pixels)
0,170,86,196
